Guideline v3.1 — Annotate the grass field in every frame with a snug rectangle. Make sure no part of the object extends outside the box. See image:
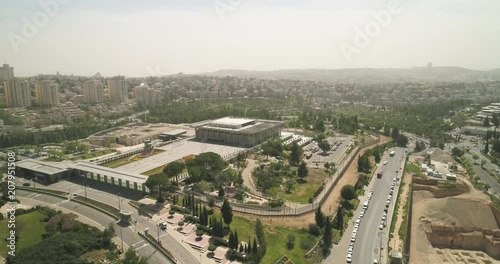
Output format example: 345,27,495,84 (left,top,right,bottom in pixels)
142,165,166,176
406,163,423,176
41,157,64,162
0,211,48,257
102,149,165,169
71,149,115,160
278,168,328,204
262,226,313,264
101,155,135,168
227,216,254,244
